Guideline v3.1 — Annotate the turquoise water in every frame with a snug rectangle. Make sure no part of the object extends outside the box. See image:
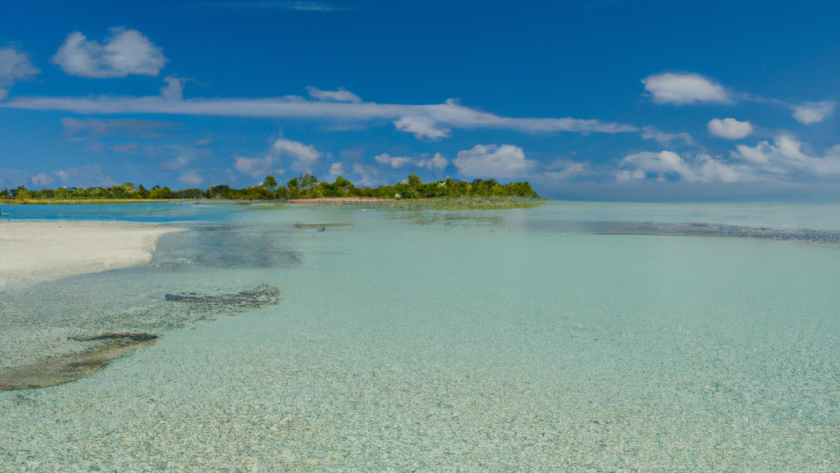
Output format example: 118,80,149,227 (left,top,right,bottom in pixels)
1,202,839,471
